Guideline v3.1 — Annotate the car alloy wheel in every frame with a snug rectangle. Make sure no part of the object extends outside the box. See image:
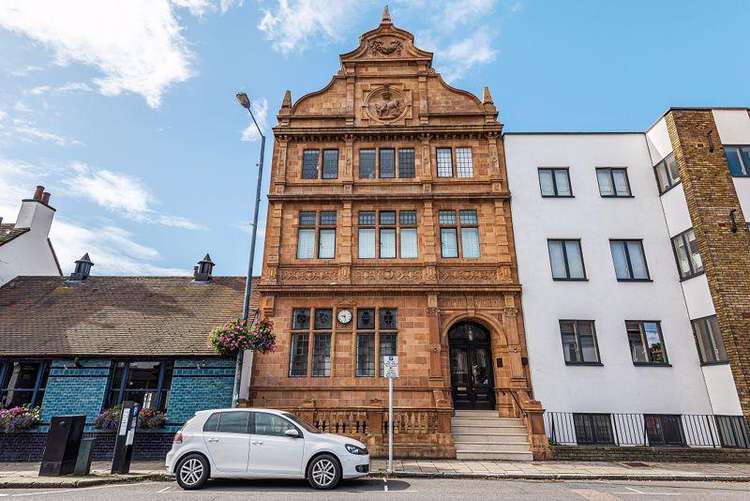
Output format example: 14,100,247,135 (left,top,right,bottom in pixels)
309,454,340,489
176,454,208,490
